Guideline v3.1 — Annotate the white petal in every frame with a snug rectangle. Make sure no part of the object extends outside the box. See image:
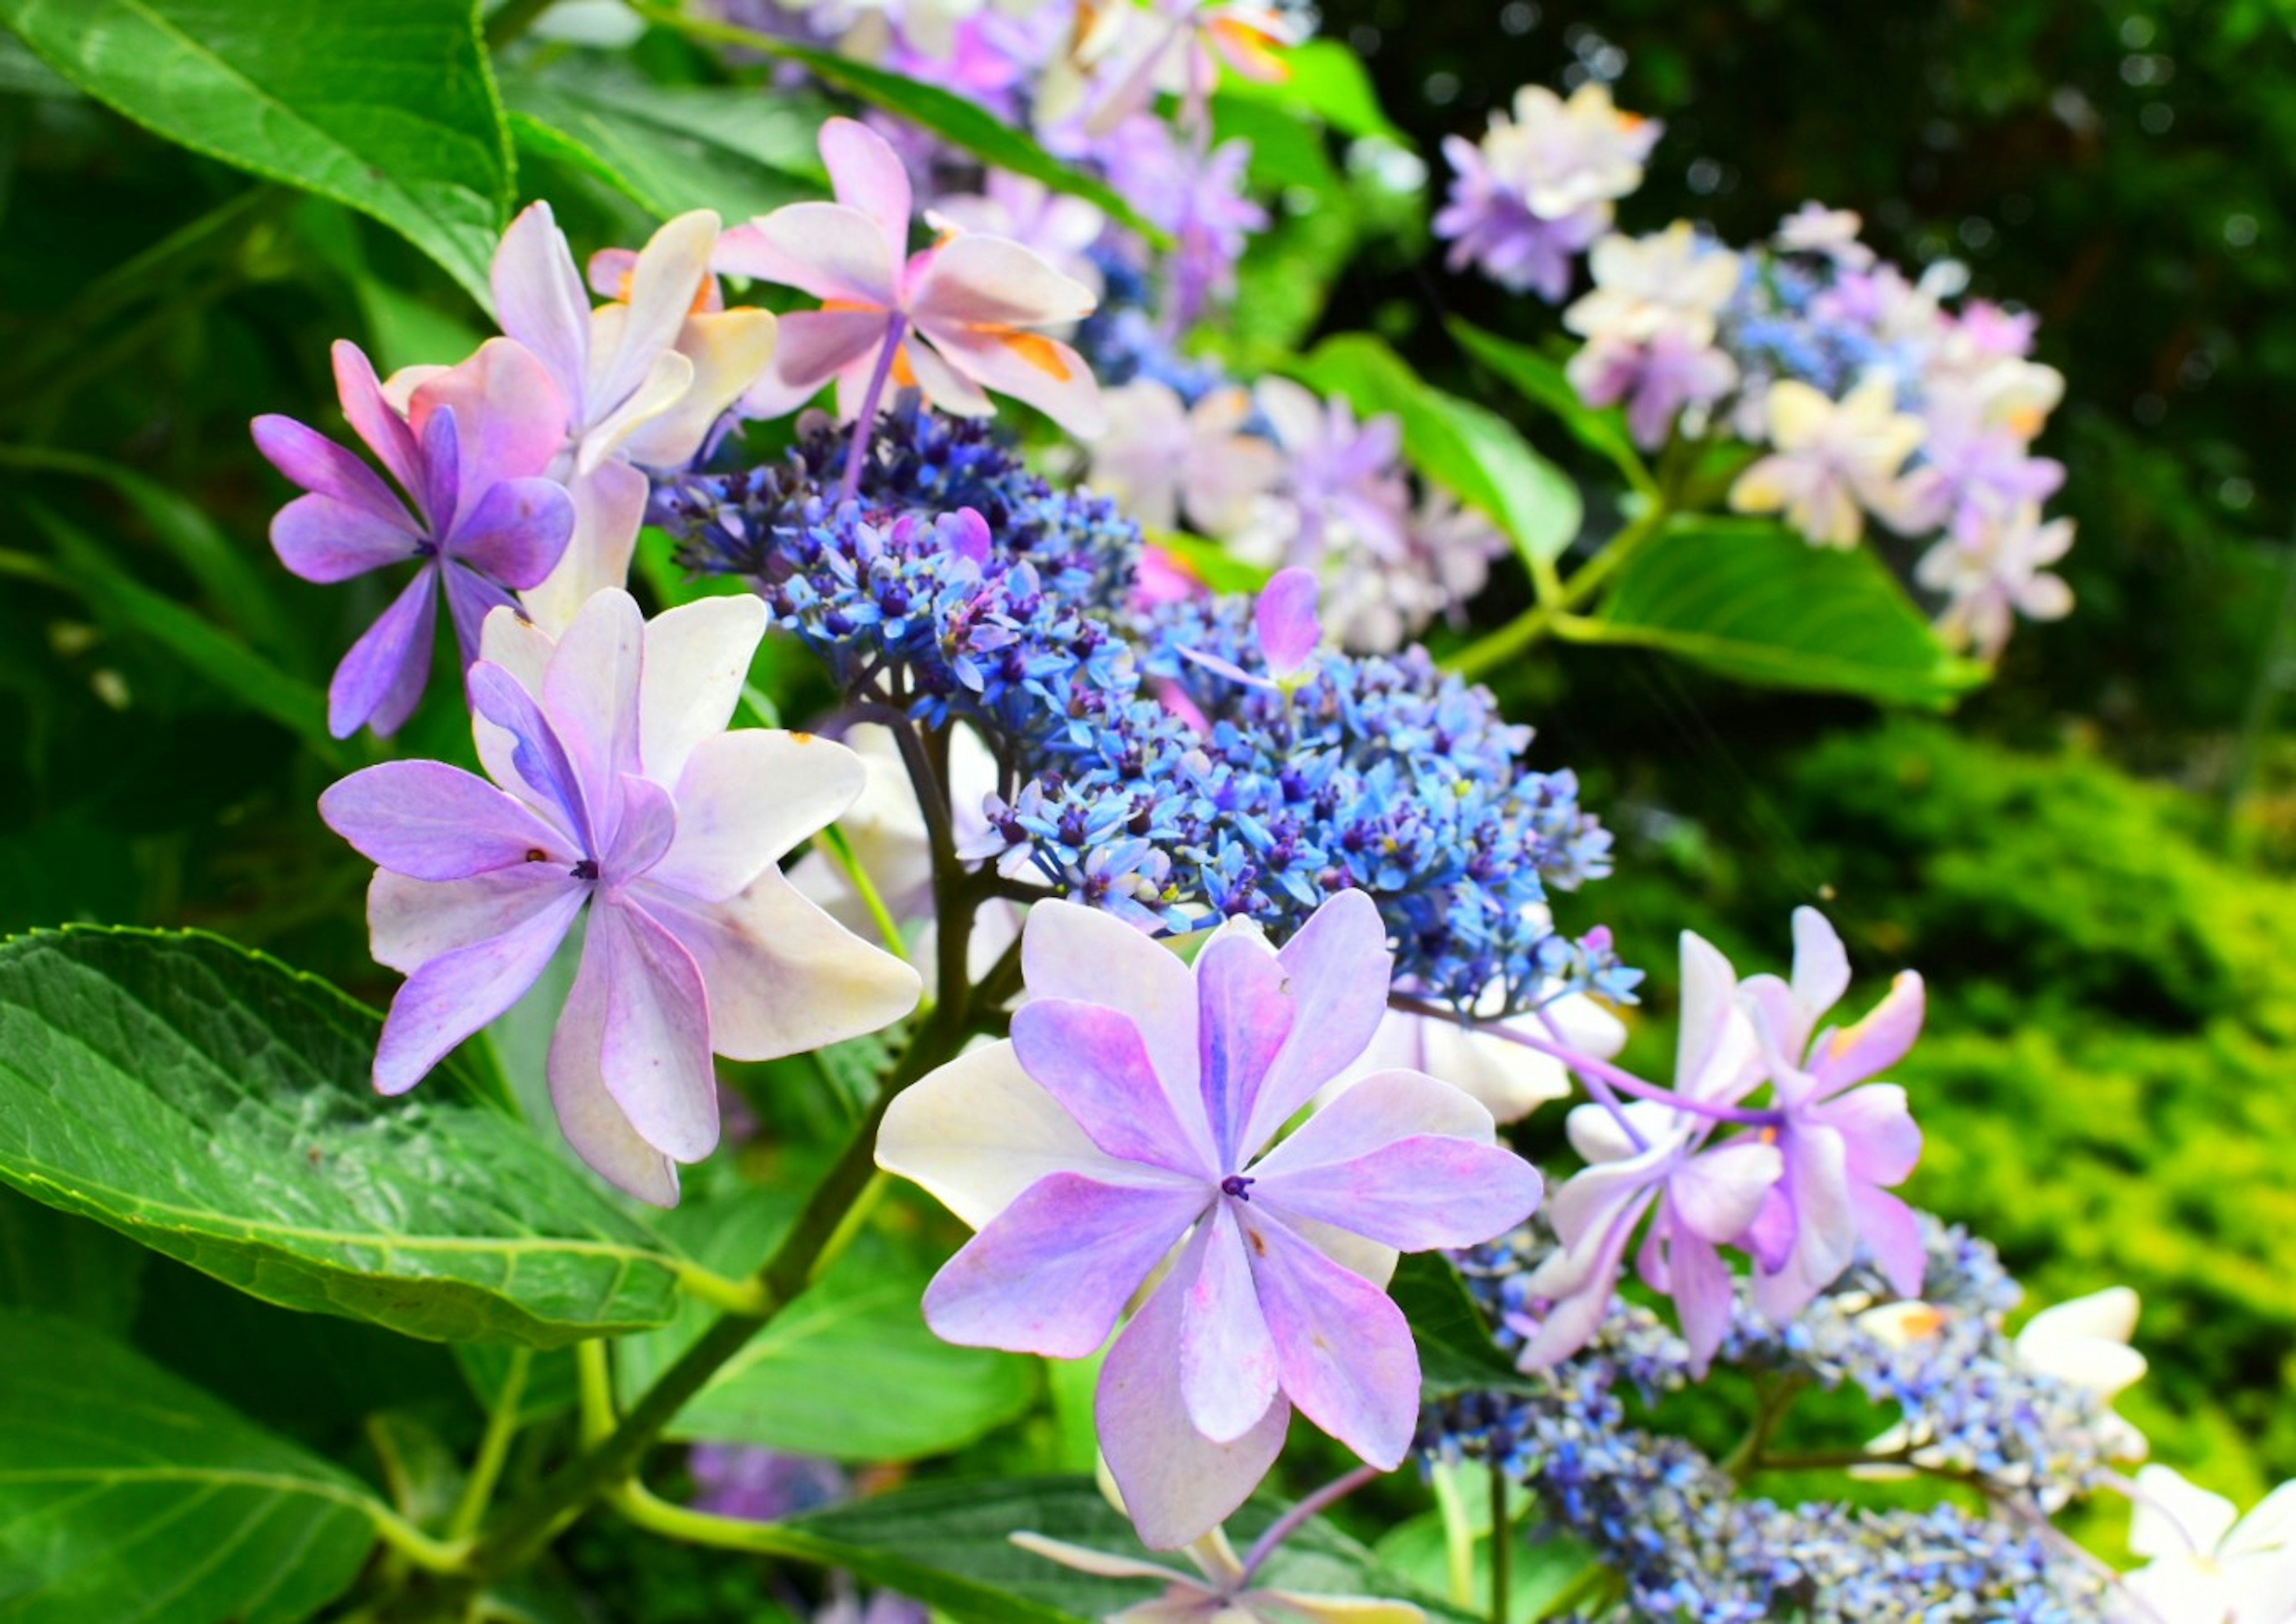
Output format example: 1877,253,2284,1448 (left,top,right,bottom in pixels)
651,729,863,900
637,594,769,788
